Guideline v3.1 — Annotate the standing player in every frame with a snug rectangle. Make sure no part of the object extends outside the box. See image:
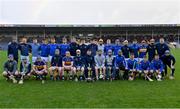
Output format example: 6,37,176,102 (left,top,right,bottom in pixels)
114,50,127,80
84,49,95,81
104,39,114,55
147,39,156,62
150,54,164,81
105,49,115,80
30,38,40,63
59,37,69,57
97,39,105,54
19,58,32,84
62,51,74,80
129,39,139,61
139,40,147,61
160,50,176,79
113,39,122,56
39,39,50,63
8,38,19,63
79,38,88,56
121,40,130,60
87,39,98,56
49,49,62,81
69,37,80,57
18,37,32,61
127,53,138,81
156,38,169,57
95,50,106,80
73,49,85,81
49,37,59,61
31,56,48,84
2,55,18,83
139,55,153,81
